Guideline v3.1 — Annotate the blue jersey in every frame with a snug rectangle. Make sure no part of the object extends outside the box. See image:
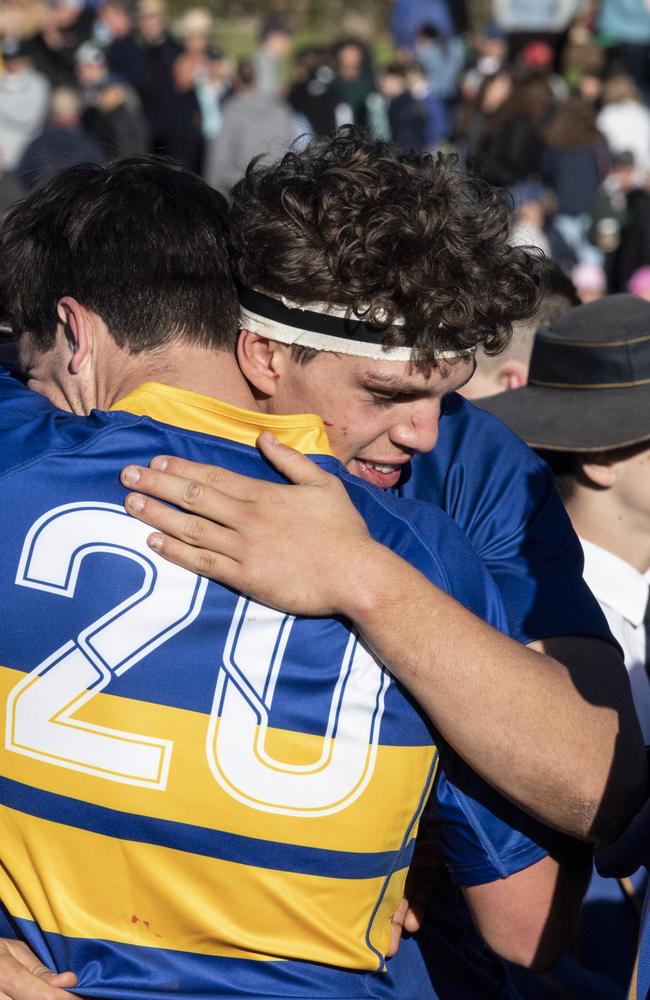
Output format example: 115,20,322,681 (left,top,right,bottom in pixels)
390,392,614,1000
399,392,614,647
0,370,554,1000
